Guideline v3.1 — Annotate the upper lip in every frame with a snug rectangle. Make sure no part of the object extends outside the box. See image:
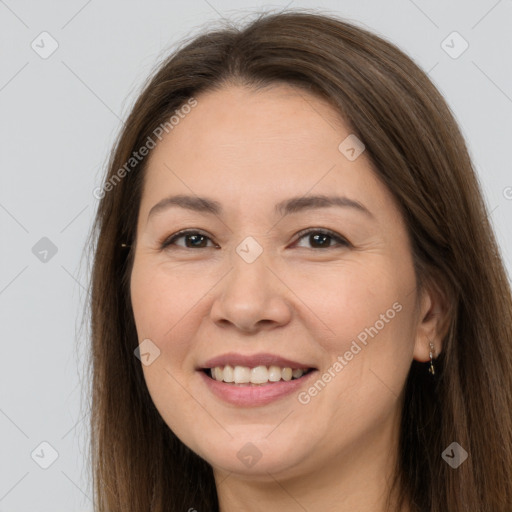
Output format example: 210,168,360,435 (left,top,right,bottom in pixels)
199,352,317,370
